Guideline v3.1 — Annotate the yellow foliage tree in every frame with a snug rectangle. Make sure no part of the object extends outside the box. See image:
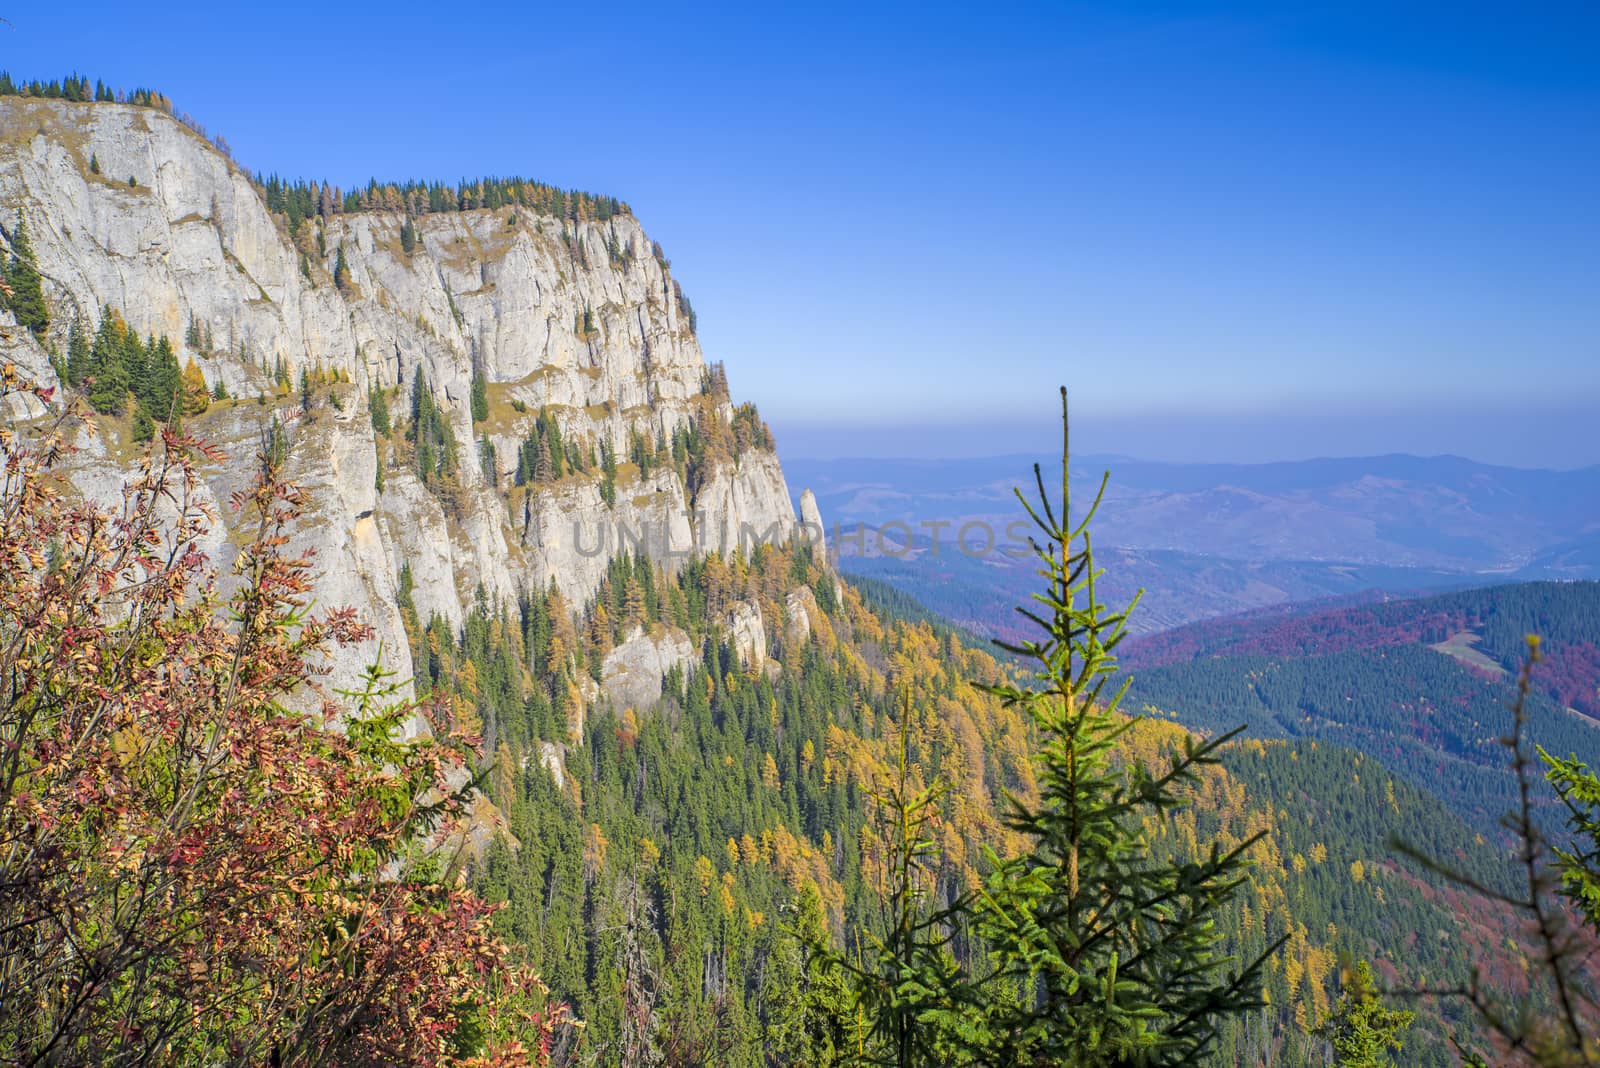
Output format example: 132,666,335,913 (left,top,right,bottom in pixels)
180,358,210,414
694,855,716,897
